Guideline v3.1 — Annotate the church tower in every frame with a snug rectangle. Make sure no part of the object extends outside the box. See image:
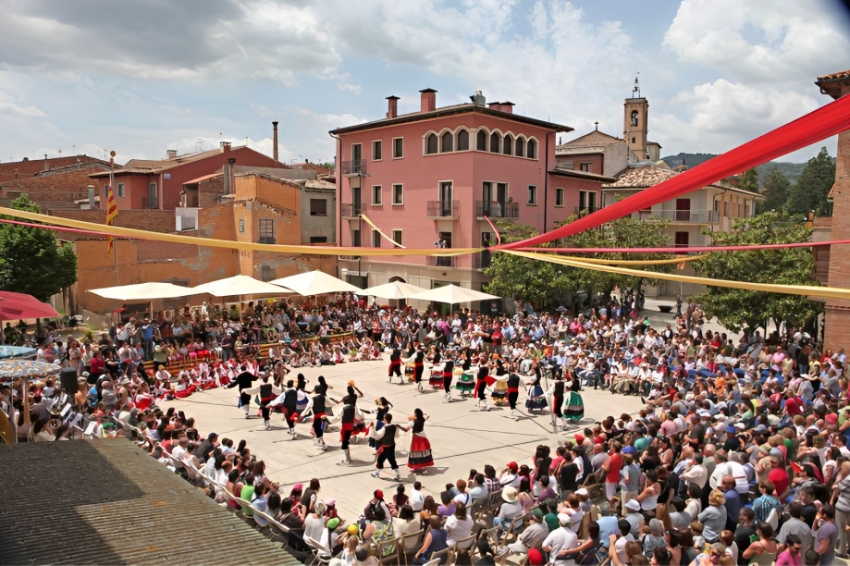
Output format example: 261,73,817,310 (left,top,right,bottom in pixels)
623,76,649,161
